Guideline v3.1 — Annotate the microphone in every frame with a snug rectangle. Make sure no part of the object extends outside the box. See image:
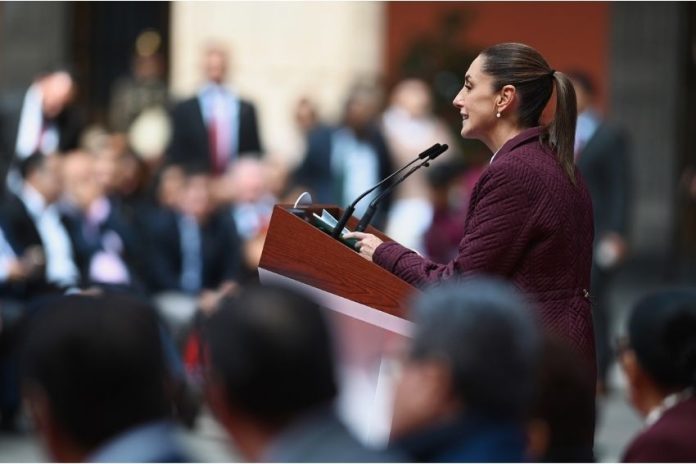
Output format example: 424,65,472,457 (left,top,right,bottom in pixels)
355,143,448,232
330,143,443,238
